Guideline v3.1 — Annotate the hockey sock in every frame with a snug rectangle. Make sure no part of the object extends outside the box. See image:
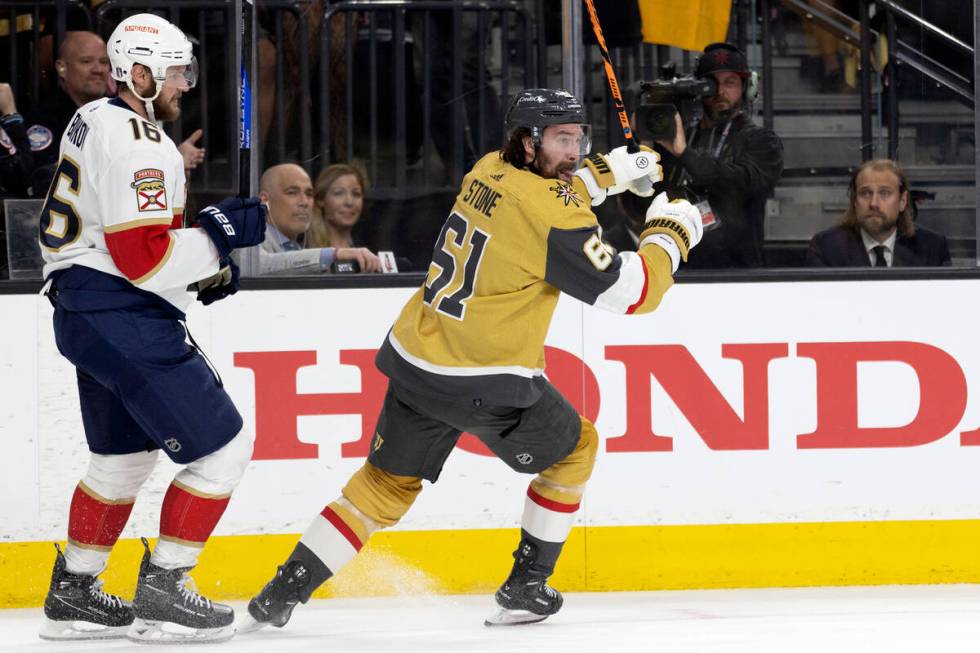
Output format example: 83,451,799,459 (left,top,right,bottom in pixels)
65,481,136,575
152,480,230,569
295,499,372,593
519,477,584,575
285,464,420,598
